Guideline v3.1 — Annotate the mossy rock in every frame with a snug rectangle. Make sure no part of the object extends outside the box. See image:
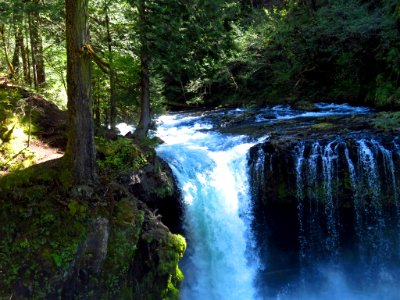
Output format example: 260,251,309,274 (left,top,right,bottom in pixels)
0,157,186,299
311,122,334,131
372,111,400,131
130,209,186,300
